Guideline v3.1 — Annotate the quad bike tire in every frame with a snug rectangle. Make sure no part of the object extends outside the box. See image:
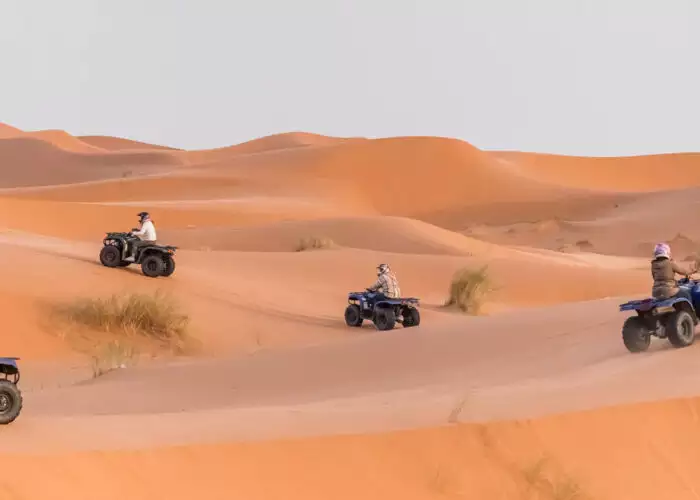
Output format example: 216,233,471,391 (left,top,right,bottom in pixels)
622,316,651,353
161,255,176,277
374,308,396,331
345,304,363,327
0,380,22,425
141,254,165,278
666,310,696,348
402,306,420,328
99,245,121,268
